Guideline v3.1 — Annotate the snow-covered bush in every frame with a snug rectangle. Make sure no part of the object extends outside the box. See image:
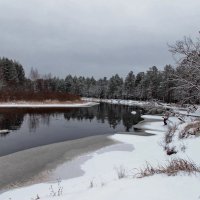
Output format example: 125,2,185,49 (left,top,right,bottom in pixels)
179,121,200,138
